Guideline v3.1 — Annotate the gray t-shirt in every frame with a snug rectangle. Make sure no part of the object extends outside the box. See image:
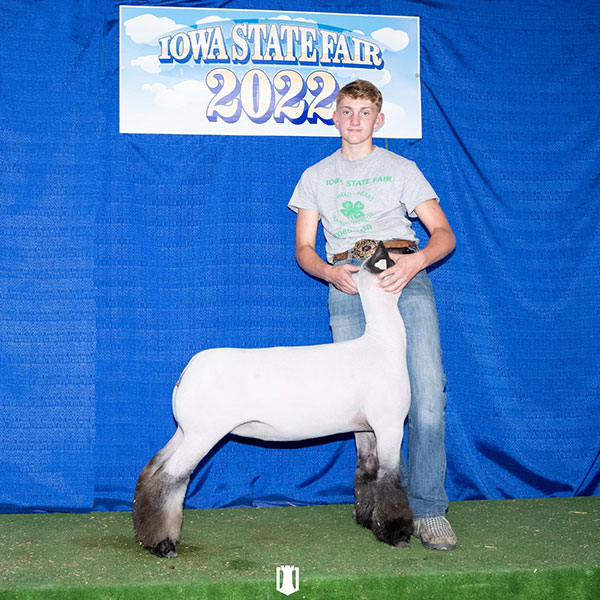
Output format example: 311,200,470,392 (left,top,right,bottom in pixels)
288,146,438,261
